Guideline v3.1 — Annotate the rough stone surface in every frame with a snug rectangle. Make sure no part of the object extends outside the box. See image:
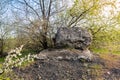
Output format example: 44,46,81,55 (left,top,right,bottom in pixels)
36,49,93,61
13,51,120,80
55,27,92,50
